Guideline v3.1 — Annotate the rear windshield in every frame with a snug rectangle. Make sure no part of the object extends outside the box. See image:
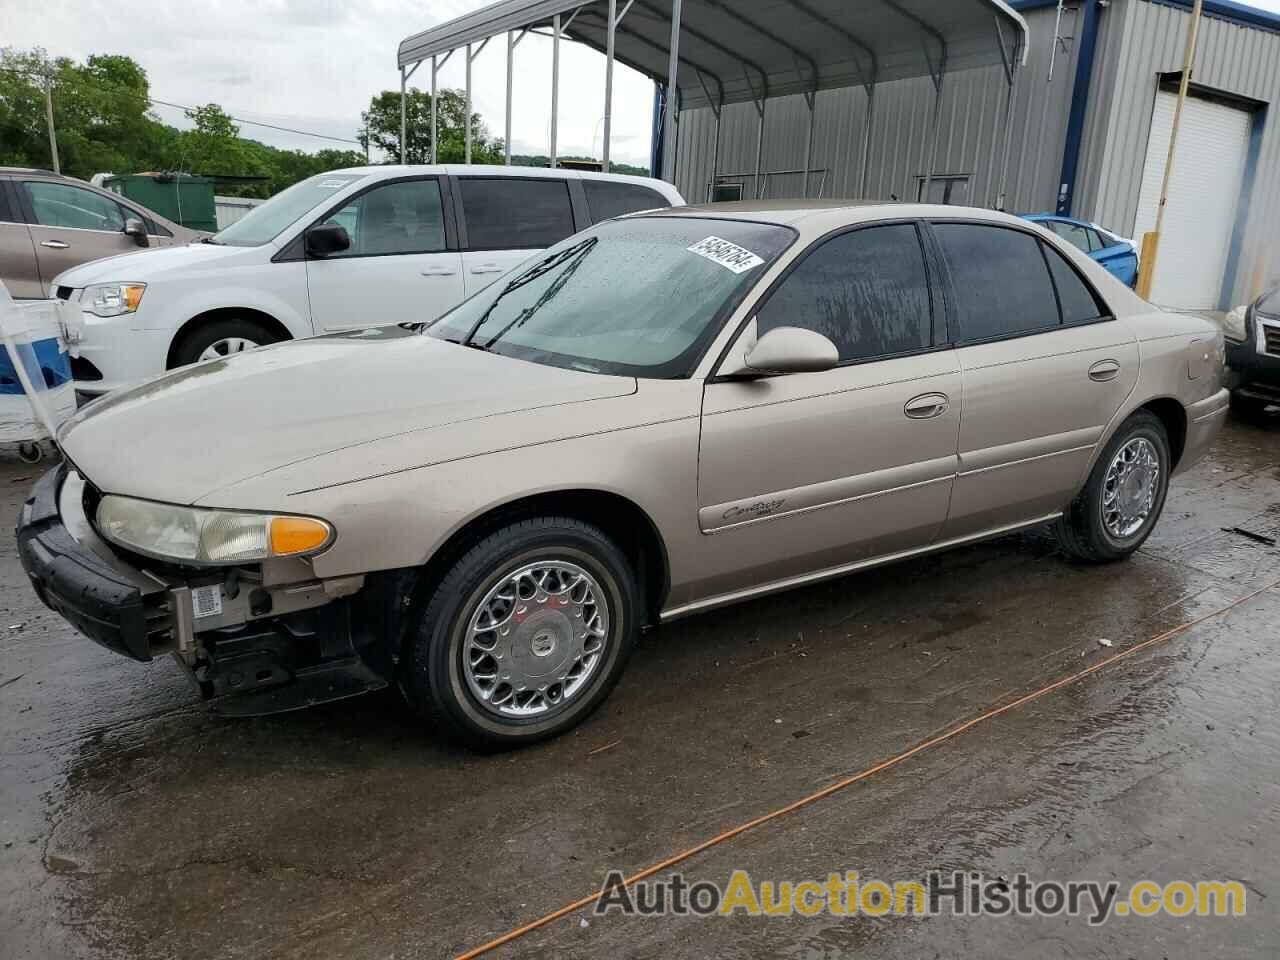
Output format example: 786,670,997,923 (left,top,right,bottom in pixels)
426,217,794,378
212,173,364,247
